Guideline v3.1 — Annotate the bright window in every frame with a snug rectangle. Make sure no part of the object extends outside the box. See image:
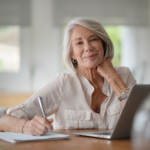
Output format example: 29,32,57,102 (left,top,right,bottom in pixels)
104,26,122,67
0,26,20,73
